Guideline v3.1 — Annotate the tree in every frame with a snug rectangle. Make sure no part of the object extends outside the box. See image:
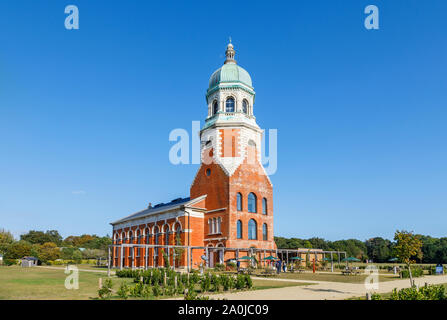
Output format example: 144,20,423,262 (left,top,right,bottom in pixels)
394,230,423,286
0,229,15,255
4,240,32,259
38,242,61,263
366,237,392,262
20,230,62,245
